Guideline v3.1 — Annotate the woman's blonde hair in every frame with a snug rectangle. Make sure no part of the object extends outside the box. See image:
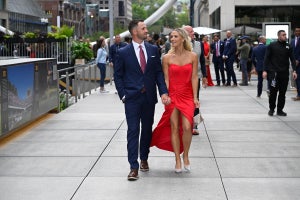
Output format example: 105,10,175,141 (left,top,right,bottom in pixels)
168,28,192,54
